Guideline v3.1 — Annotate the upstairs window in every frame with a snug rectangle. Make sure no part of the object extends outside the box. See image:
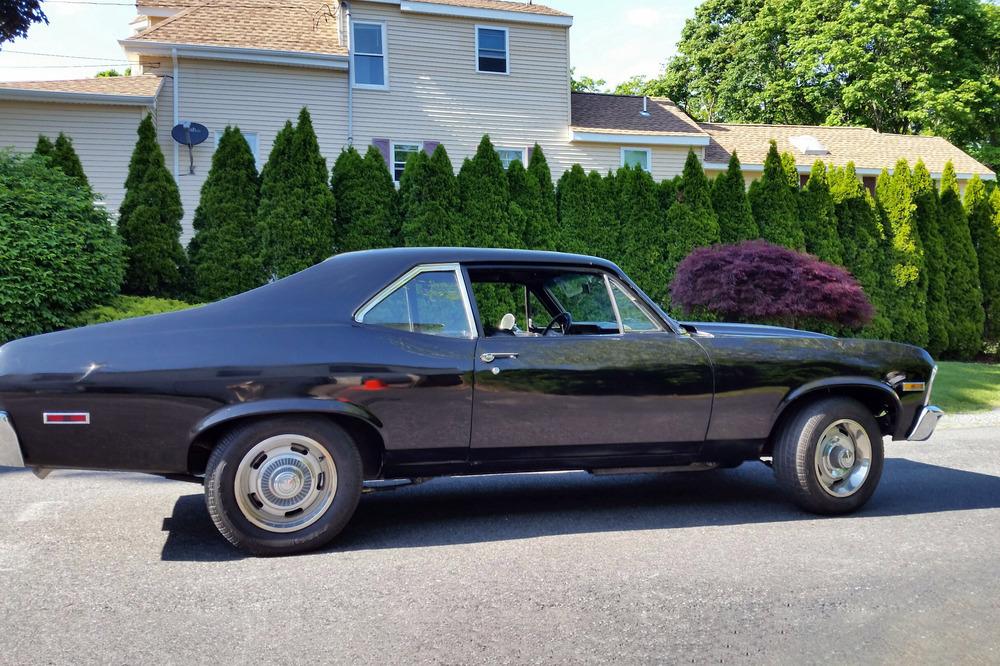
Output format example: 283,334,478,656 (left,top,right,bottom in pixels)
476,26,509,74
621,147,651,172
352,21,387,88
496,147,525,169
391,142,420,182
